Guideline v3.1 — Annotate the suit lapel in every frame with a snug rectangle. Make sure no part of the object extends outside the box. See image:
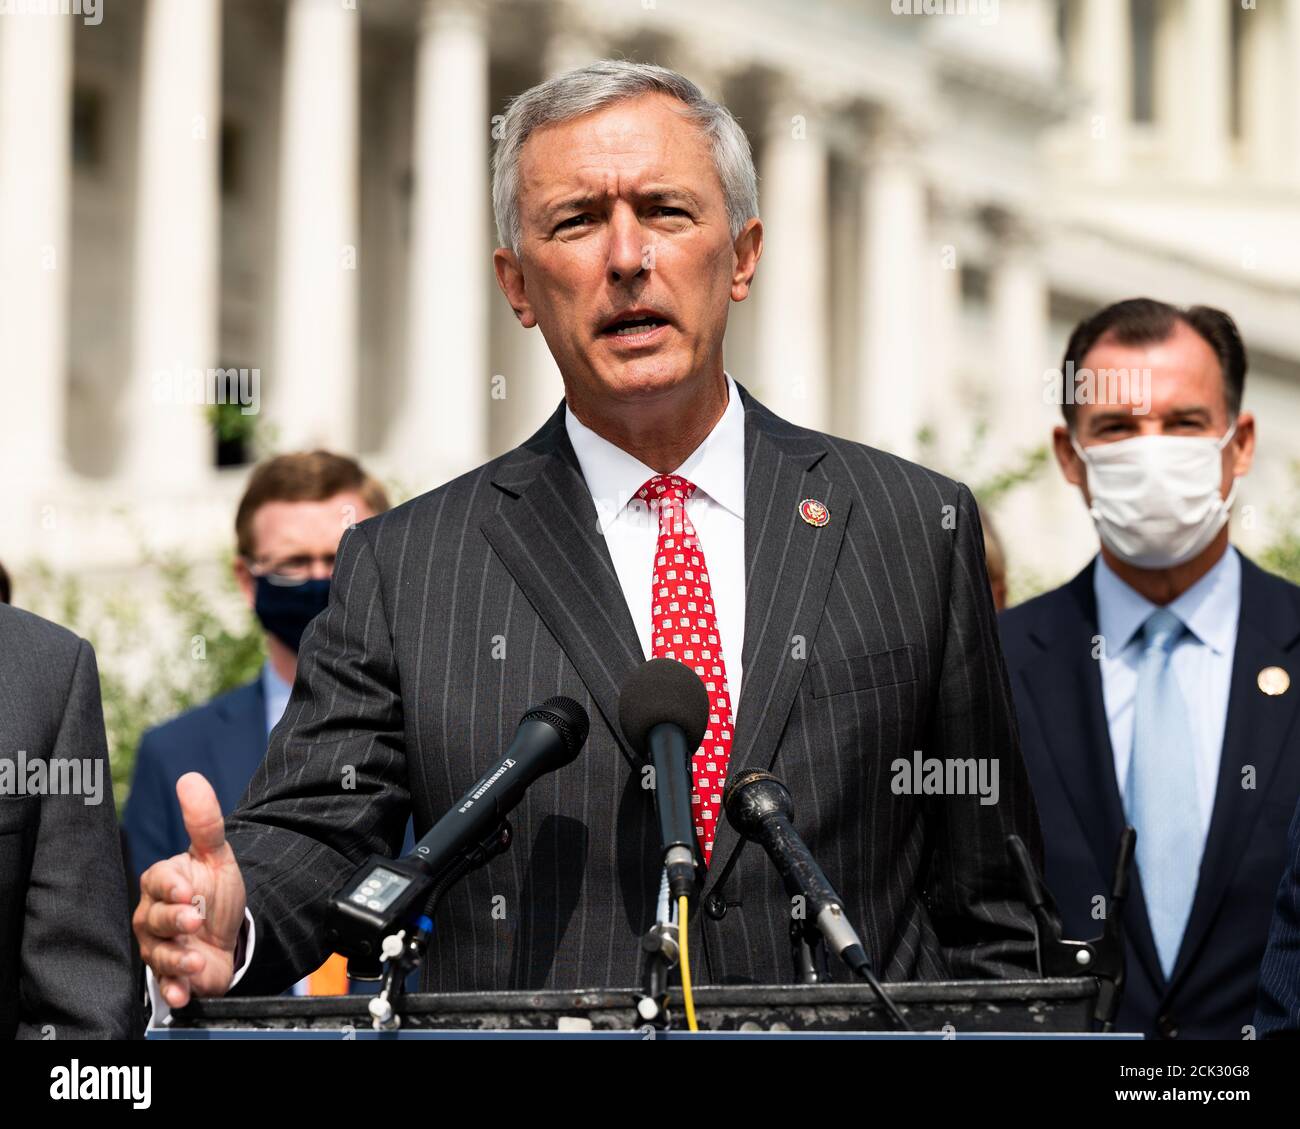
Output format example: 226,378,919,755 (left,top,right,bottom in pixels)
479,401,646,767
1168,556,1300,993
703,388,850,895
479,387,851,882
1016,565,1165,991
